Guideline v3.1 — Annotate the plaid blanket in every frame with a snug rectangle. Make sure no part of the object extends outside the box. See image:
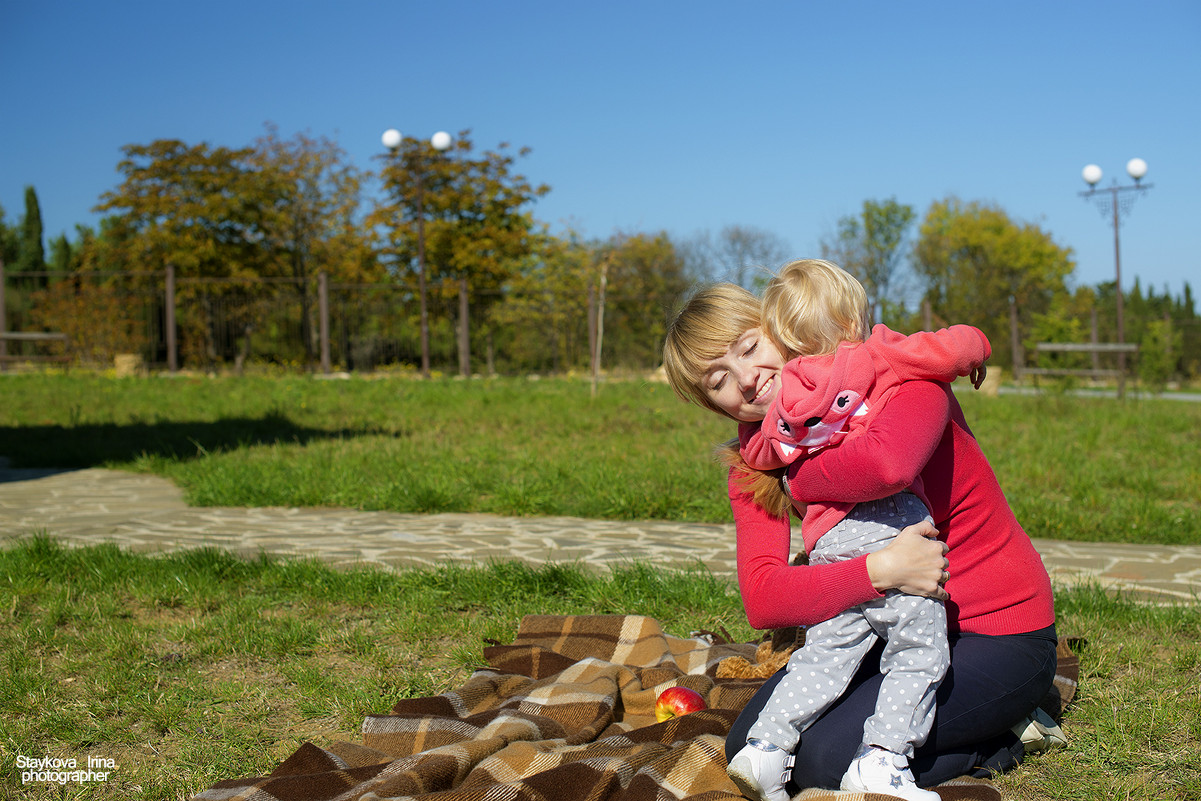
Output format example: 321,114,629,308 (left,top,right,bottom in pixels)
192,615,1077,801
